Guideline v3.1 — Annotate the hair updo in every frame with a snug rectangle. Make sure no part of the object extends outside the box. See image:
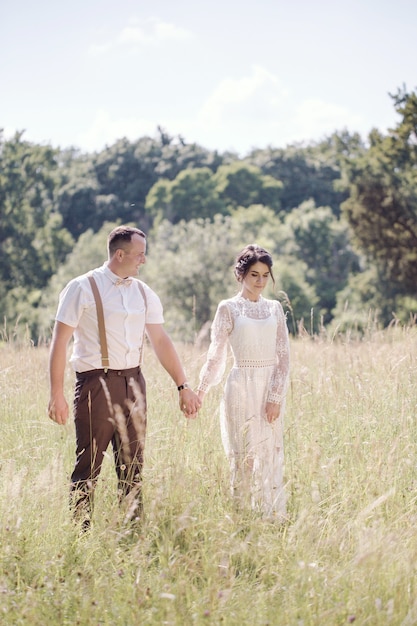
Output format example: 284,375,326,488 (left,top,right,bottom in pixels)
234,244,275,285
